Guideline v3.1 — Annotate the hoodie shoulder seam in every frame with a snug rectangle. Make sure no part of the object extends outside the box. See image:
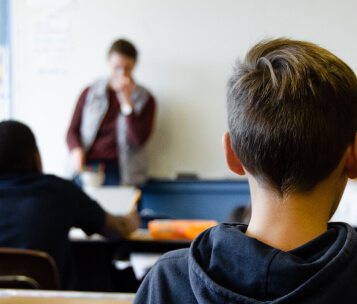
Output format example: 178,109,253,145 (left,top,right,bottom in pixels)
157,250,189,264
159,255,188,263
